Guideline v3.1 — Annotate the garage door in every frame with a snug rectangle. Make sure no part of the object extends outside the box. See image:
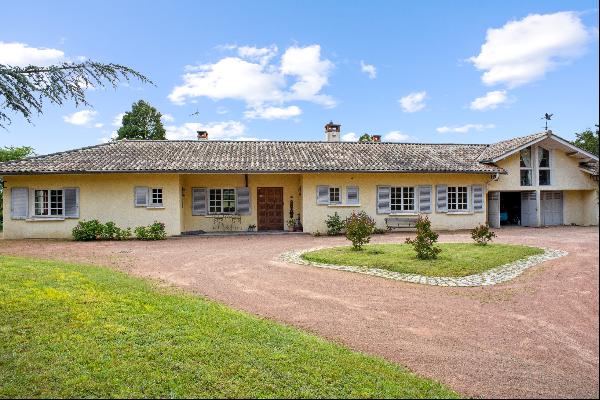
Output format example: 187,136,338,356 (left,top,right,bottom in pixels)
521,191,537,227
541,191,563,226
